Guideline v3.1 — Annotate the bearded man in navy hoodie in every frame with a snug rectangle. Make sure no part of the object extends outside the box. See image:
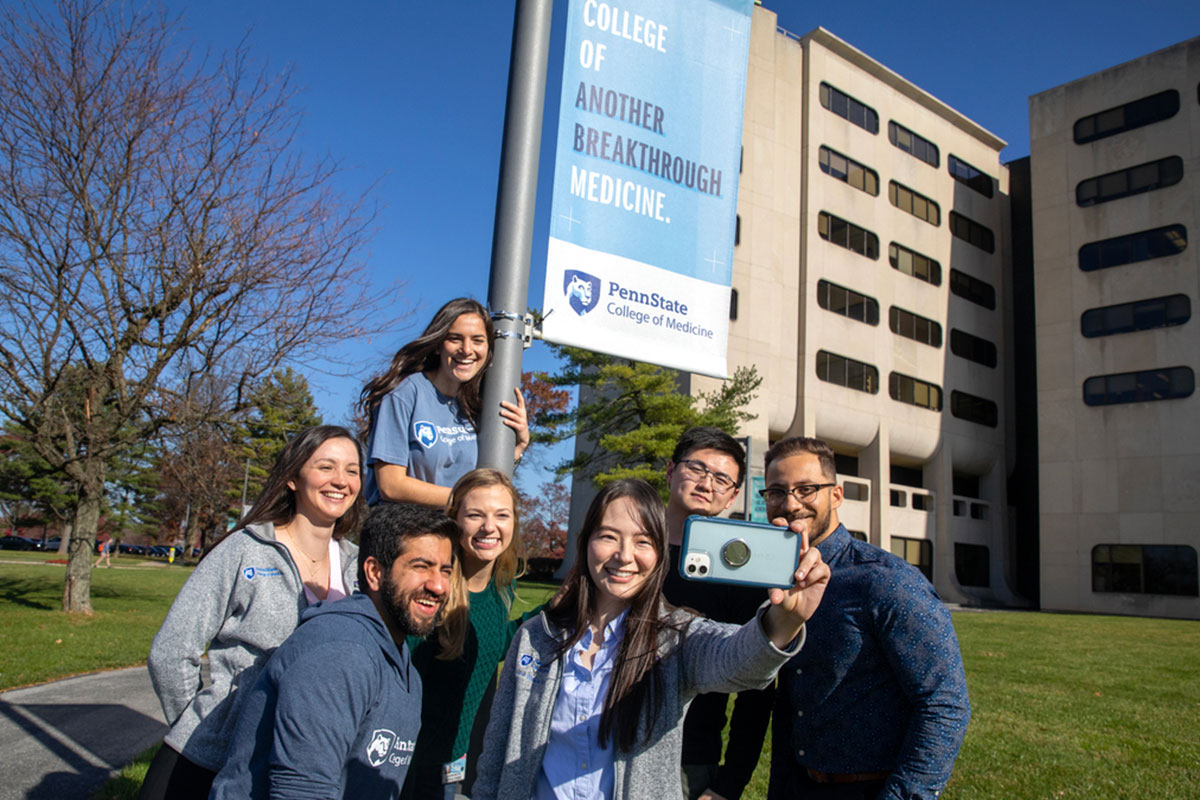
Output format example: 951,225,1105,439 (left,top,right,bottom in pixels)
210,502,458,800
